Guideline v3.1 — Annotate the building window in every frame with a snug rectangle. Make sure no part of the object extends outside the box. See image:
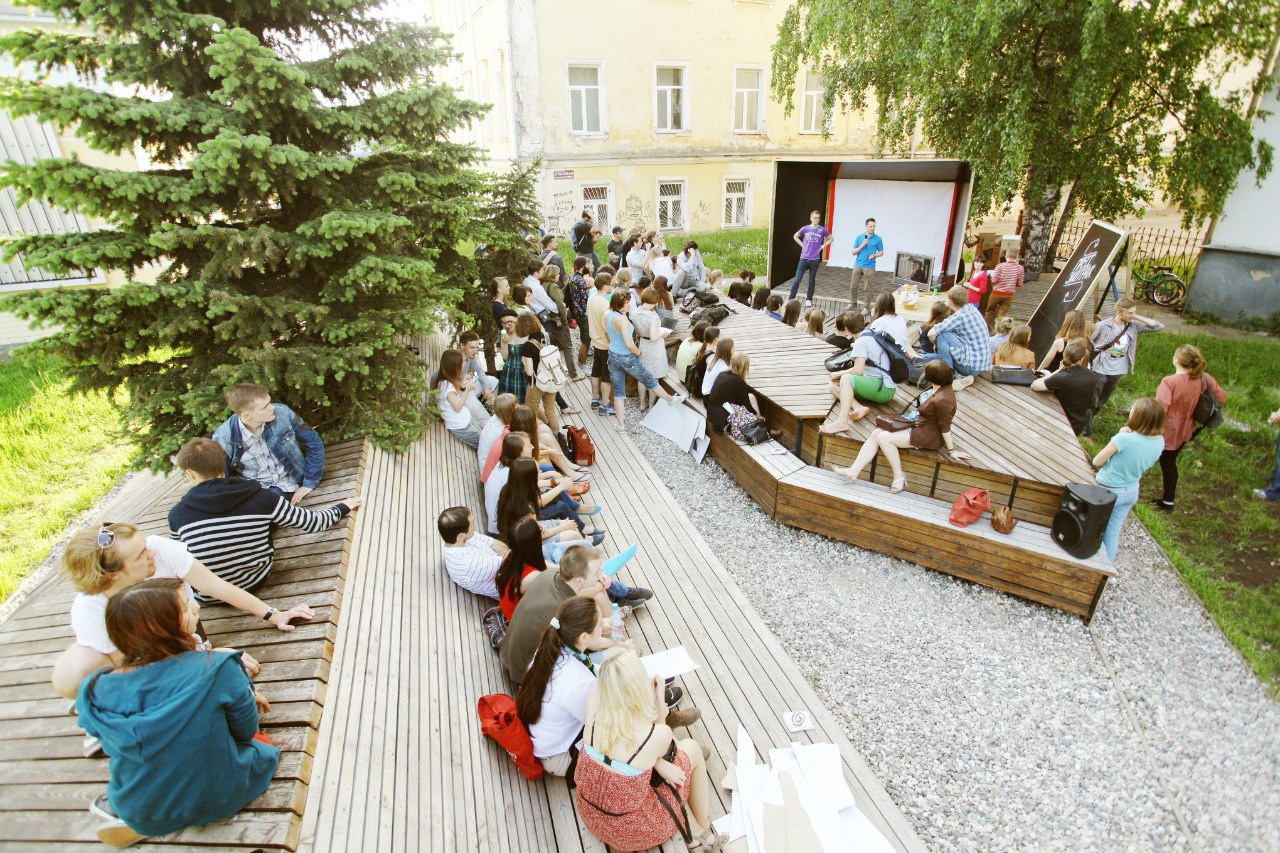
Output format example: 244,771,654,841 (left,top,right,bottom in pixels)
567,64,604,134
733,68,763,133
581,184,612,230
722,178,750,228
801,70,829,134
657,180,687,231
655,65,687,132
